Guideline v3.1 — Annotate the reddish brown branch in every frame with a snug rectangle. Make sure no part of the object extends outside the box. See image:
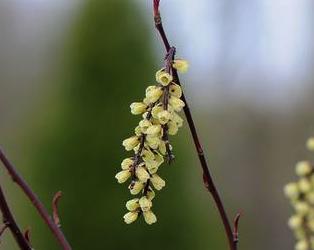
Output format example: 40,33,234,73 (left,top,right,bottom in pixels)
233,212,241,247
0,185,31,249
52,191,63,227
152,2,238,250
0,148,72,250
